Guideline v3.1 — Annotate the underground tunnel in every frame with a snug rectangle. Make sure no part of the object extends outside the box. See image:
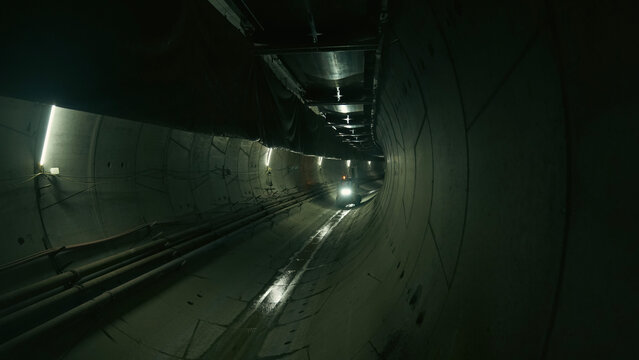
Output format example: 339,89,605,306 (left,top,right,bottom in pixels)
0,0,637,359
